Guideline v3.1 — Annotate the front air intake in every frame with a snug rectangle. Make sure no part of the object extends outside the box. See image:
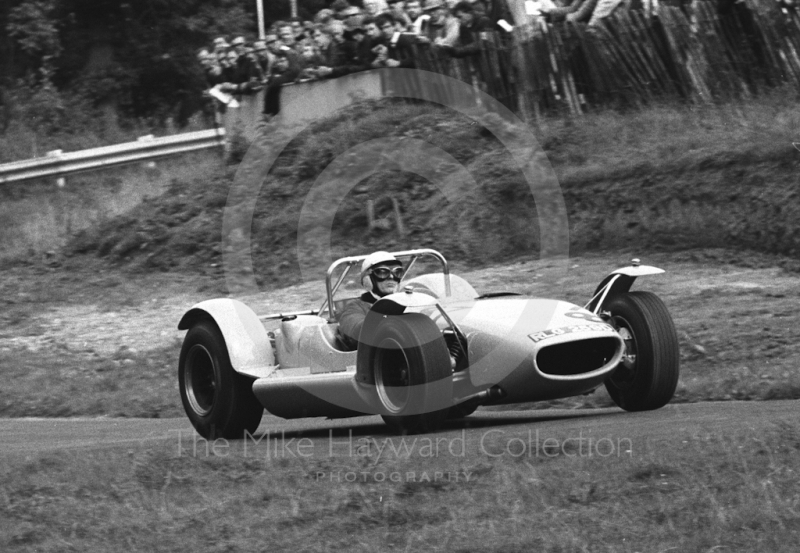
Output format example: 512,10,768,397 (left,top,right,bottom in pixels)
536,338,620,377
